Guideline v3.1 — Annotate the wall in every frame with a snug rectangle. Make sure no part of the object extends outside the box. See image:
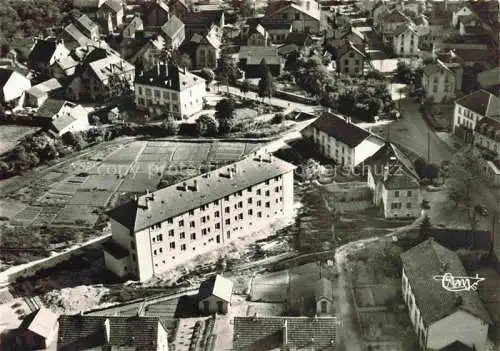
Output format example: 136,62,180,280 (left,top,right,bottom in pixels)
198,295,228,314
382,187,421,219
103,251,128,278
423,70,456,103
337,50,365,76
428,310,488,351
393,31,419,56
135,227,155,282
282,171,295,218
179,82,206,118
